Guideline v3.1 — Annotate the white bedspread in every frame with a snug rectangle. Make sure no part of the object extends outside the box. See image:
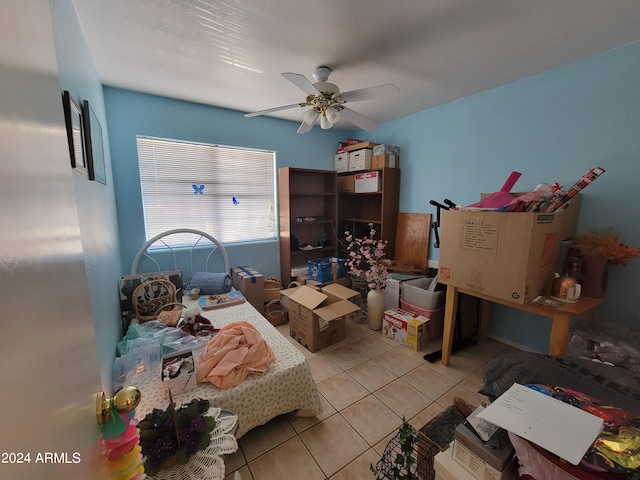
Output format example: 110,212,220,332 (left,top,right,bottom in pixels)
134,298,322,438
